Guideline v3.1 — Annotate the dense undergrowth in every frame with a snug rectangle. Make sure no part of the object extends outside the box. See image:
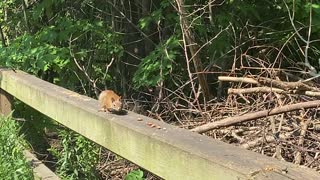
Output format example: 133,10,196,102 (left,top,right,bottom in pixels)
0,115,33,179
